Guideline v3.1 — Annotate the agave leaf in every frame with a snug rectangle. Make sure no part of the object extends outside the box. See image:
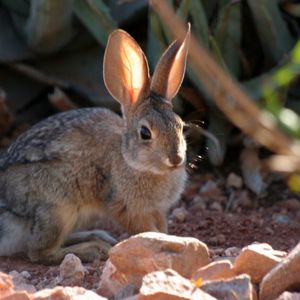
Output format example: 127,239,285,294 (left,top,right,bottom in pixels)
246,0,295,64
147,10,168,72
106,0,148,26
26,0,74,53
189,0,209,47
214,1,241,78
206,109,232,166
73,0,116,47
